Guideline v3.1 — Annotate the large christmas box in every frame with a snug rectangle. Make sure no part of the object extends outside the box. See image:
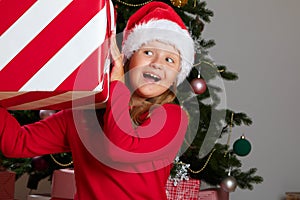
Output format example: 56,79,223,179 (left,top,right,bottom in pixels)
166,179,200,200
51,169,76,199
0,0,115,110
0,170,15,200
